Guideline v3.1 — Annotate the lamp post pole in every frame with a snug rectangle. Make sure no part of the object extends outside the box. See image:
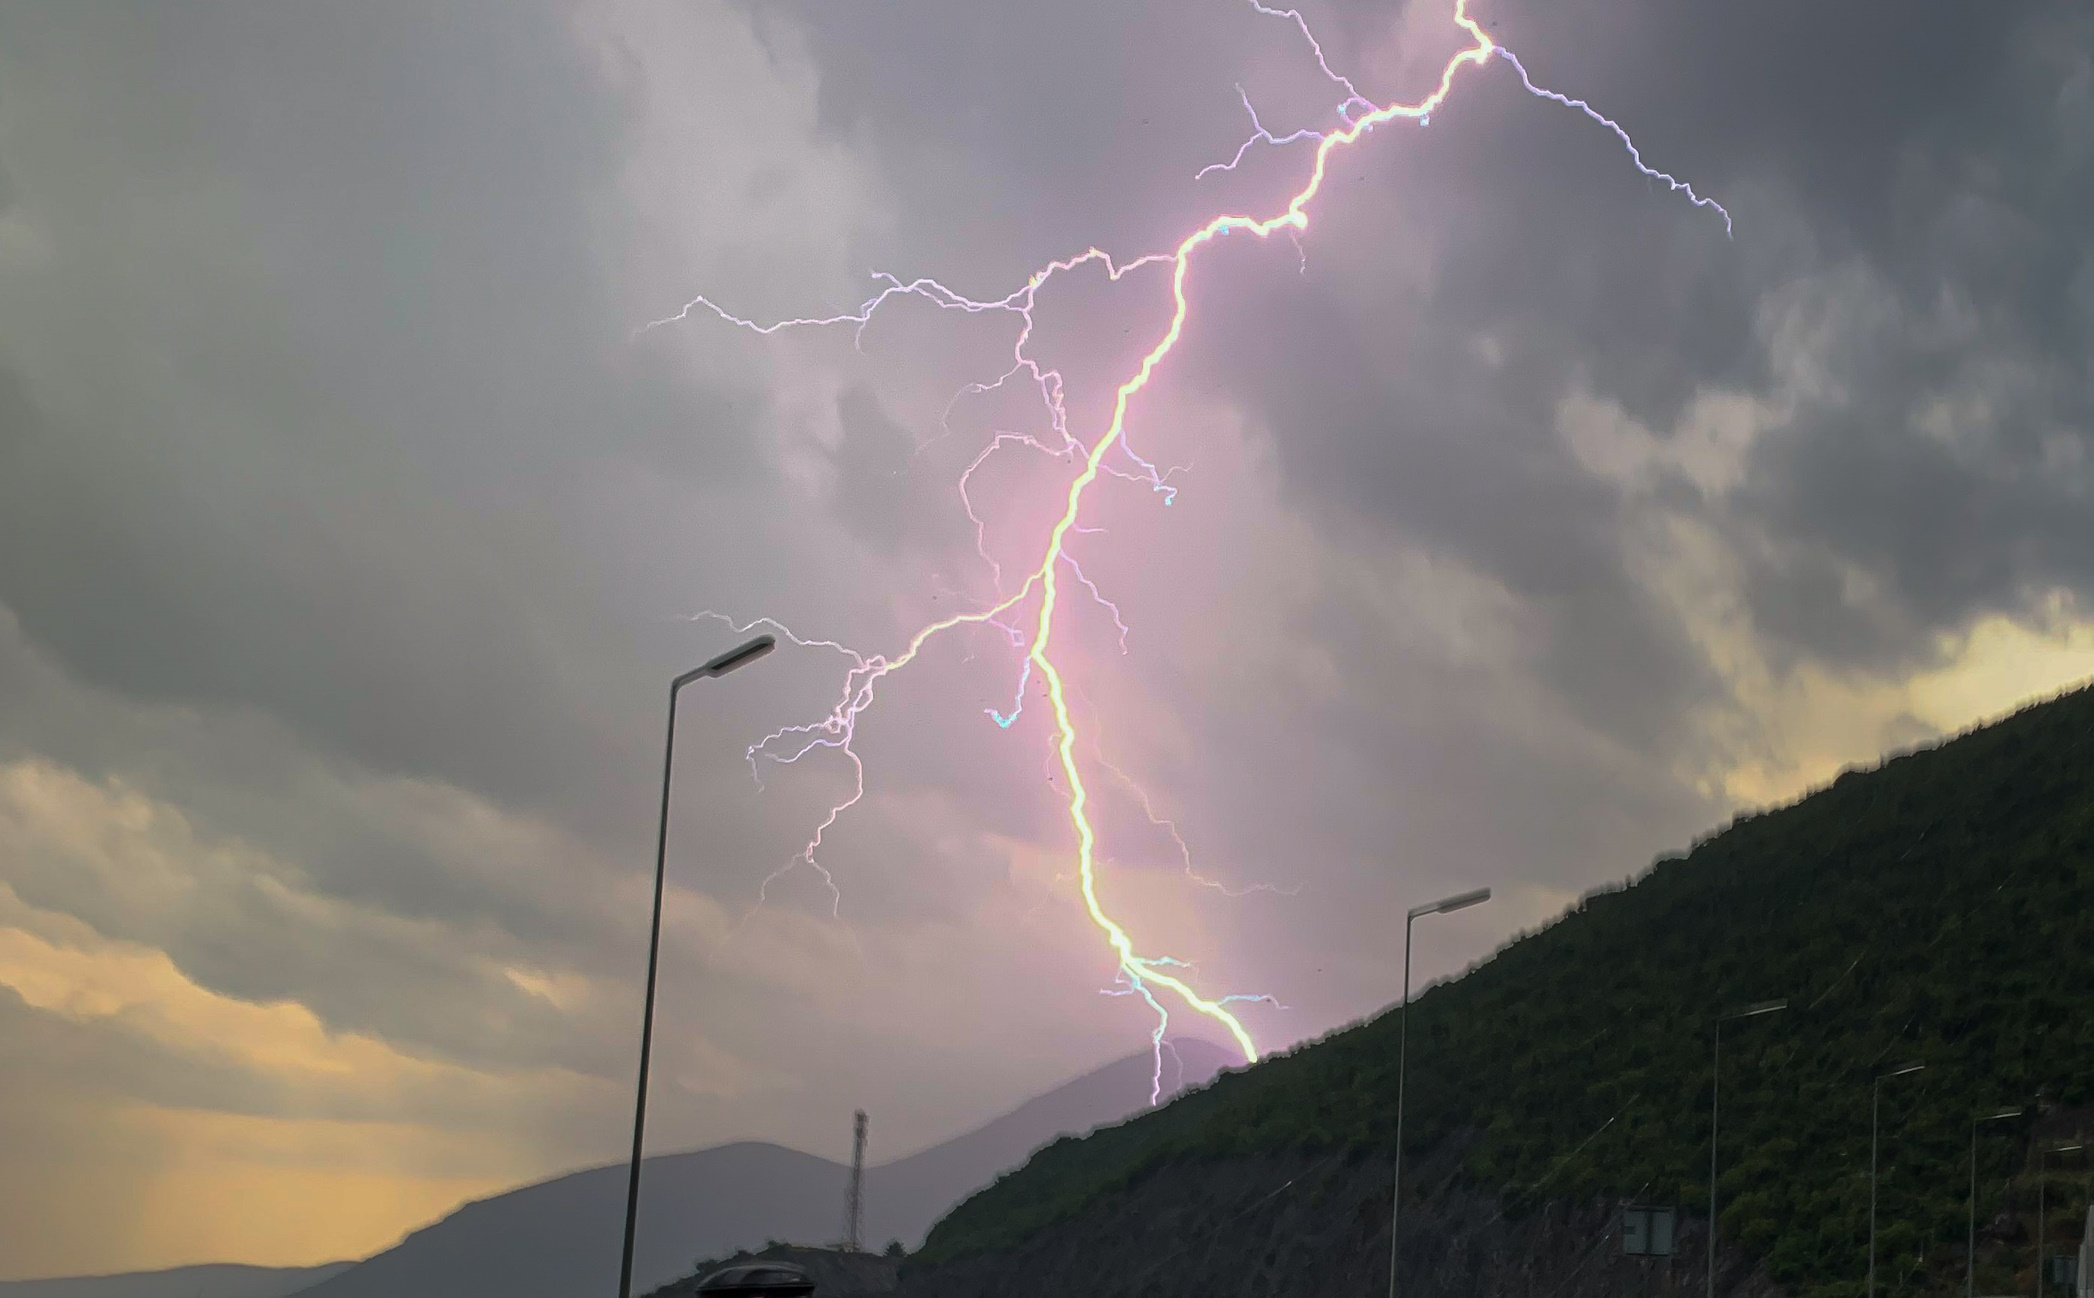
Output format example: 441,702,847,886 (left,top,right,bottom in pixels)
1870,1062,1926,1298
616,634,776,1298
2040,1145,2085,1298
1389,886,1491,1298
1709,1000,1786,1298
1971,1109,2022,1298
